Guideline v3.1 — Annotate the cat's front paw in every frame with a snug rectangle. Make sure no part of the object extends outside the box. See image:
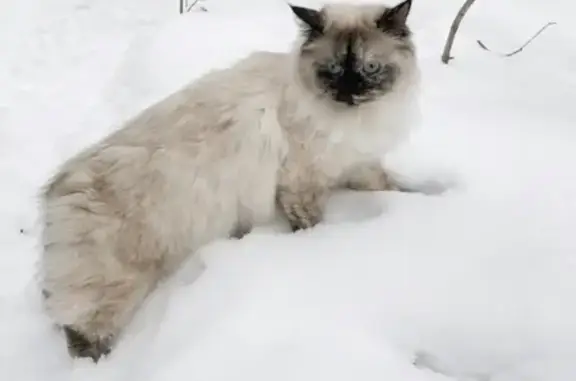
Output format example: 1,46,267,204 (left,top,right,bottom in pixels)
387,168,460,196
277,189,326,232
283,202,323,232
395,178,453,195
